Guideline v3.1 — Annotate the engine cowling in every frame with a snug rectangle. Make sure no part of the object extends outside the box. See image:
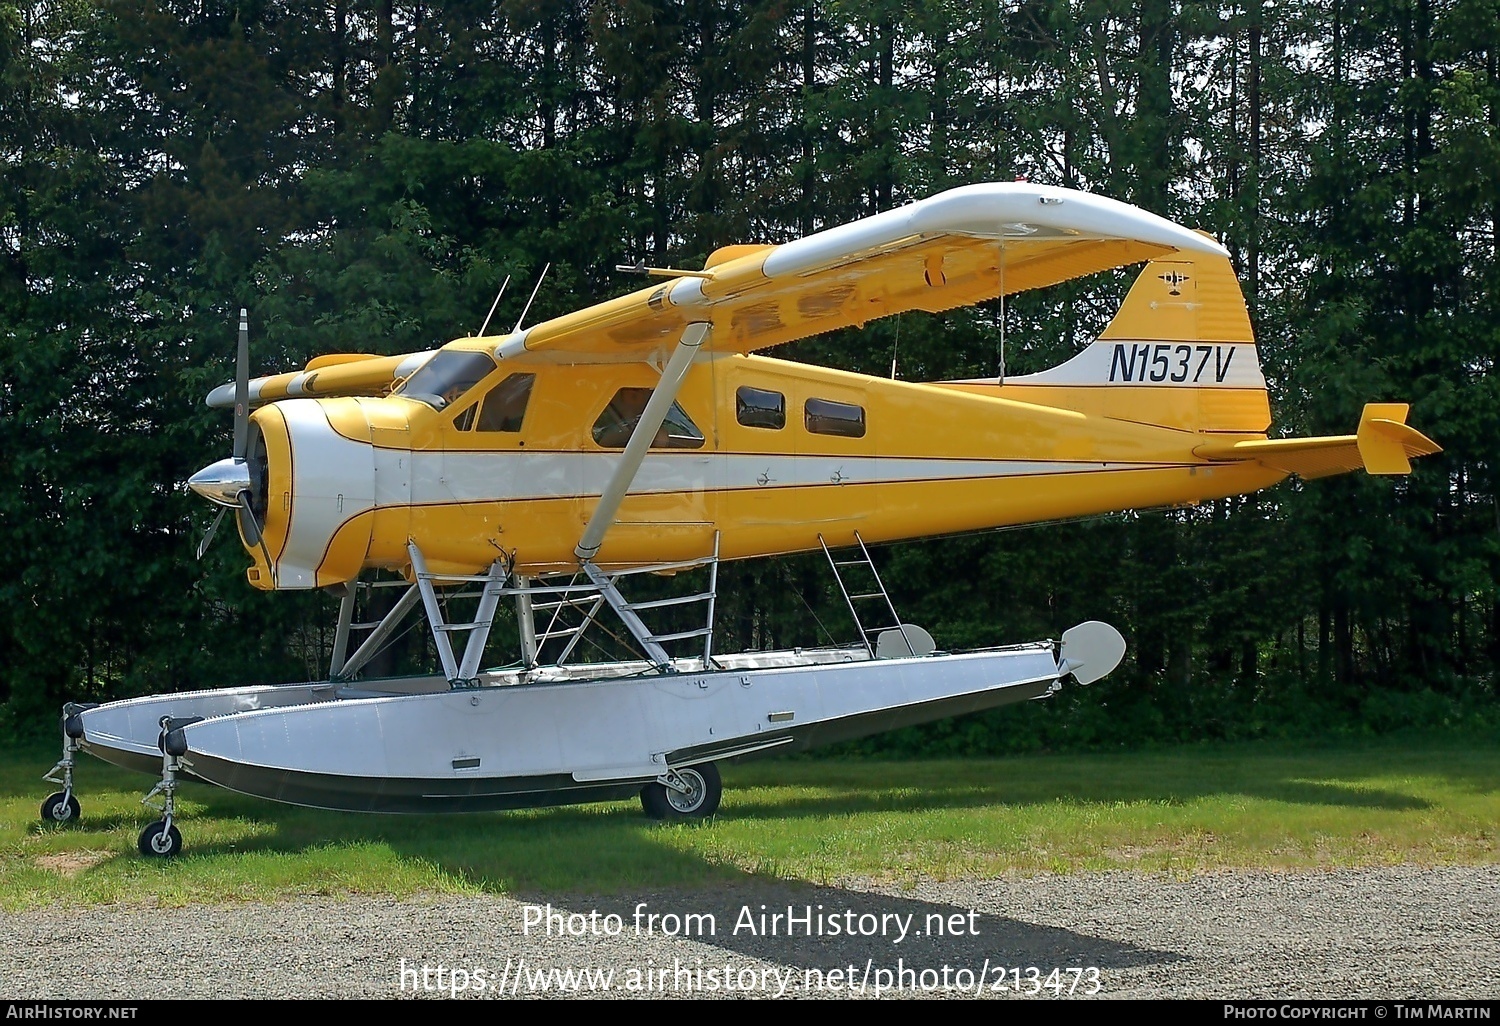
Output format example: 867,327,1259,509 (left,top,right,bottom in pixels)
249,398,393,590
